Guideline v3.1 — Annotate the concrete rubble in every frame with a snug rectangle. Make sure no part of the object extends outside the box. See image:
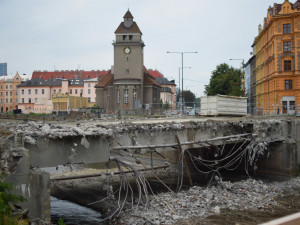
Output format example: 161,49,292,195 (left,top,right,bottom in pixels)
116,177,300,225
